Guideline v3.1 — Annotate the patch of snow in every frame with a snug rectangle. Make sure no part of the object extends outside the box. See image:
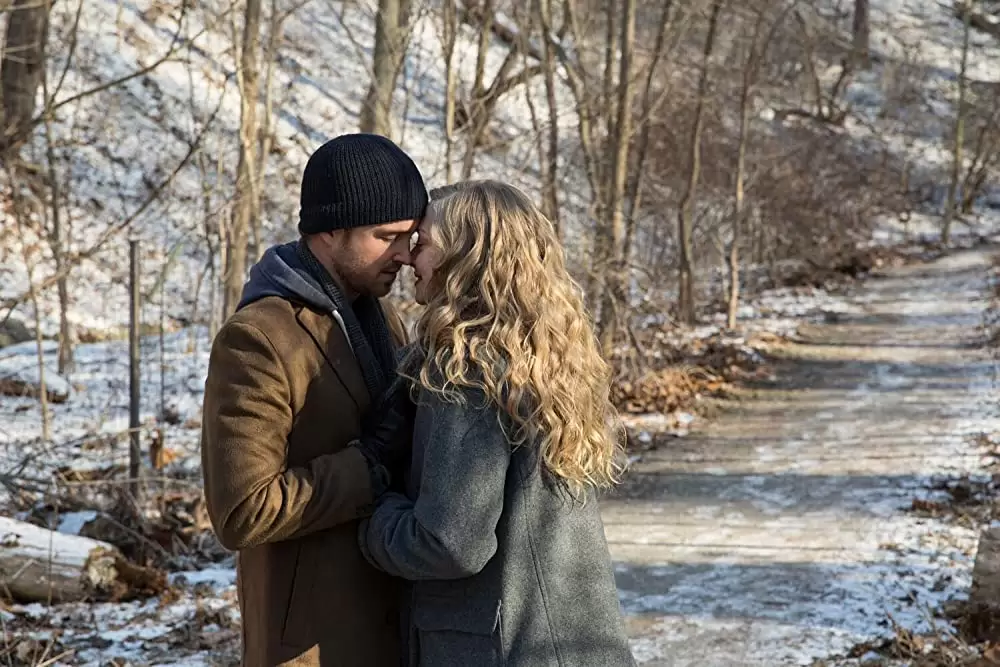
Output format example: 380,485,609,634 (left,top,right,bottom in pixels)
56,511,98,536
0,515,104,563
169,567,237,589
